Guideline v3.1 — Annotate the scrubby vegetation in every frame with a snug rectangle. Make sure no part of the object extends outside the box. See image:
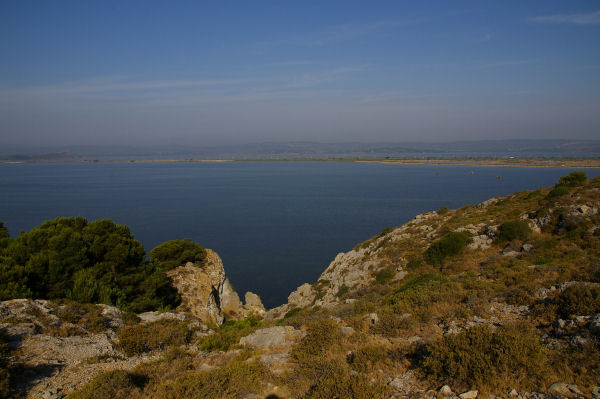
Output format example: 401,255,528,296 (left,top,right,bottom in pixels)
149,239,207,270
422,323,547,392
546,171,587,199
556,283,600,318
0,333,12,399
424,231,471,265
117,319,192,356
196,316,263,352
498,220,531,242
156,360,270,399
0,217,209,312
68,370,146,399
